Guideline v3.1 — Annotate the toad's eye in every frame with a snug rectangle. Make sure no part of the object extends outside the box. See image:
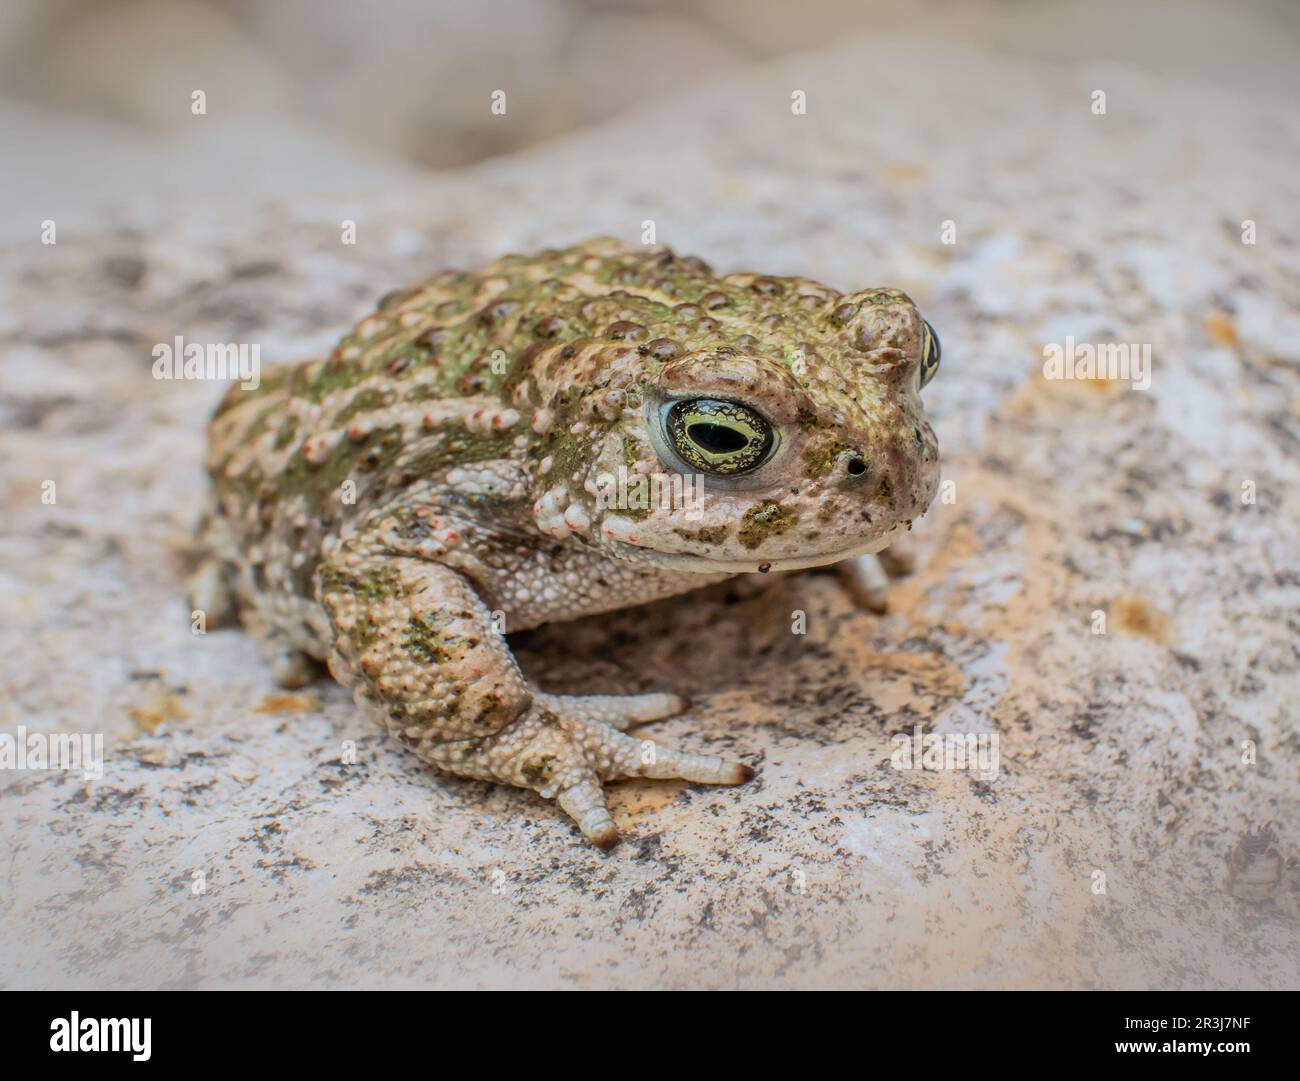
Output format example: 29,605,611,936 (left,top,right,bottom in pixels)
919,319,941,389
665,398,774,476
